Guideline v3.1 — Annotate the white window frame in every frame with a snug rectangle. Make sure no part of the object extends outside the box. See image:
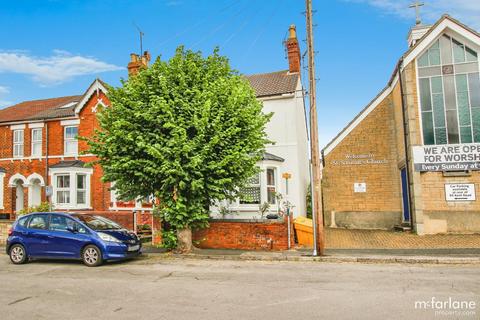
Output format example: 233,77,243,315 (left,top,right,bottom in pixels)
266,167,278,205
31,128,42,157
417,33,480,145
64,126,78,155
0,172,5,209
239,170,261,207
229,162,281,212
49,167,92,209
76,174,87,205
55,174,71,205
13,129,24,158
